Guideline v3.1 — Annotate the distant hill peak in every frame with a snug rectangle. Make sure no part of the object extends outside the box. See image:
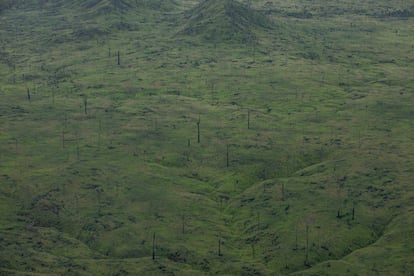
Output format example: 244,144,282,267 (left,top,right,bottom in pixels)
178,0,273,44
55,0,178,15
